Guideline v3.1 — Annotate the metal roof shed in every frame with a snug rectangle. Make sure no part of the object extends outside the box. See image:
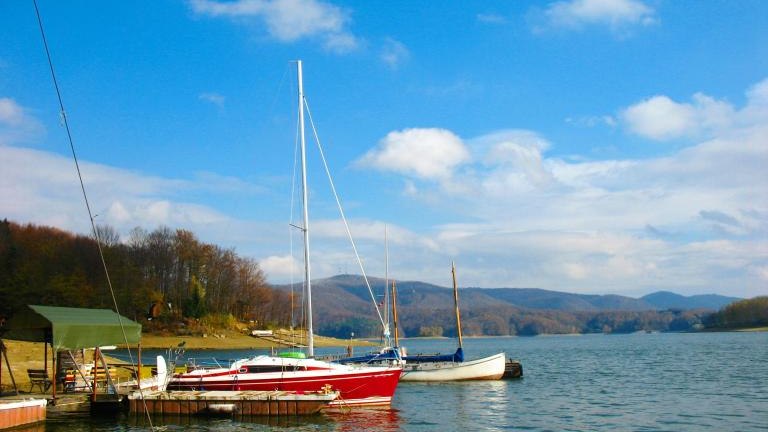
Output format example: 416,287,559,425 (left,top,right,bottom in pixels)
0,305,142,398
1,305,141,350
